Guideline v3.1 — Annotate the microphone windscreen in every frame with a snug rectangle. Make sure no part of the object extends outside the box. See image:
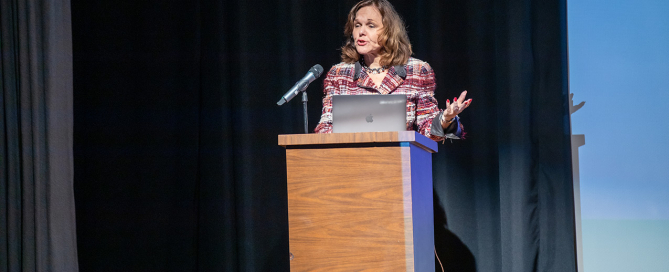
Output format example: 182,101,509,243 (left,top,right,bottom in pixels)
310,64,324,78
